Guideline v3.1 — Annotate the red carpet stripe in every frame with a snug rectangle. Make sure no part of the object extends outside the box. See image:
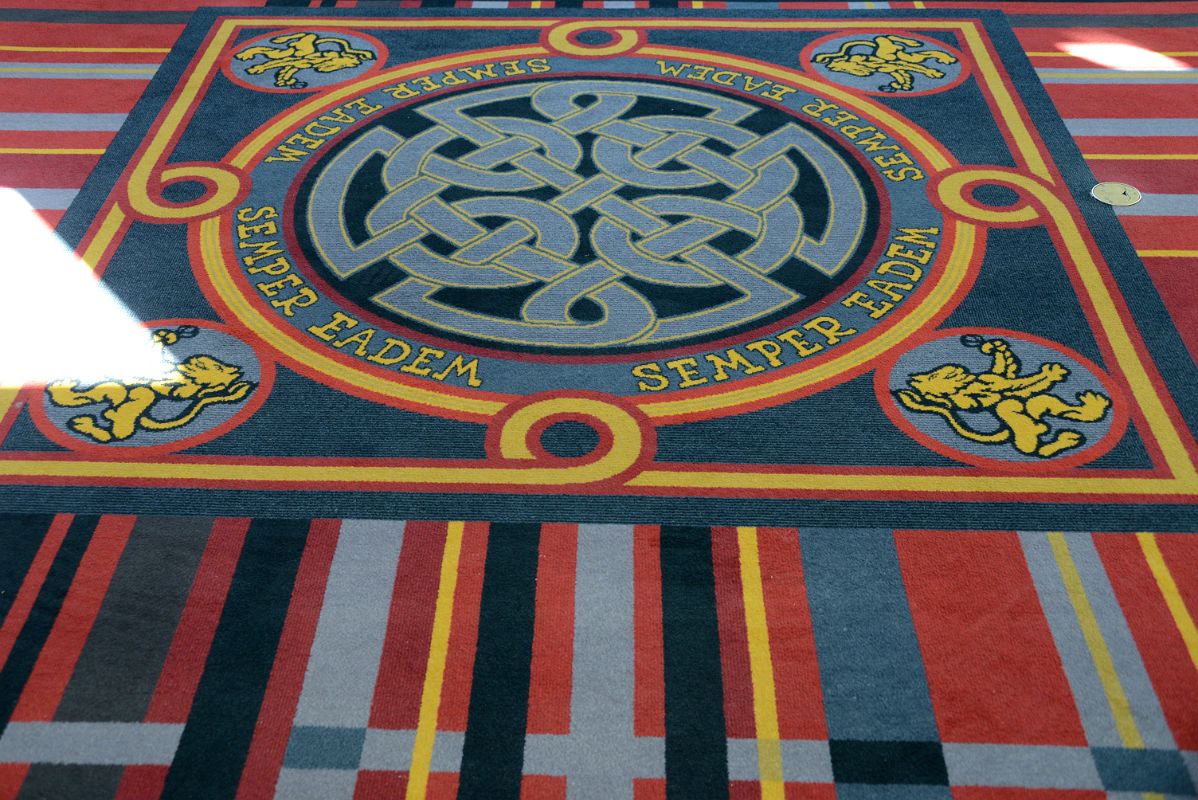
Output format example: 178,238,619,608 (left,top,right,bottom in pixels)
354,770,459,799
633,525,664,738
0,154,101,187
1088,158,1198,195
757,527,826,740
1047,84,1198,118
940,1,1198,11
0,515,73,673
113,766,169,800
0,79,149,113
952,789,1105,800
526,522,577,735
0,22,182,49
1092,533,1198,751
143,518,248,724
520,773,567,800
0,0,258,9
1118,215,1198,250
9,514,134,722
1143,255,1198,354
711,526,755,739
369,520,447,730
0,49,164,64
1015,26,1198,54
233,519,340,800
895,530,1086,746
0,130,115,150
1154,533,1198,644
1076,135,1198,155
437,520,488,733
